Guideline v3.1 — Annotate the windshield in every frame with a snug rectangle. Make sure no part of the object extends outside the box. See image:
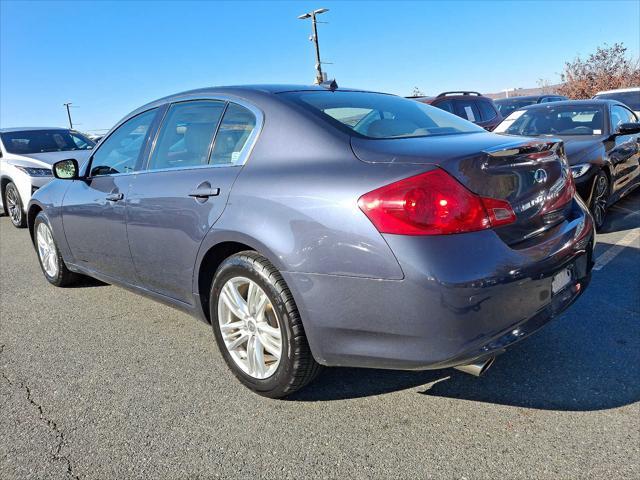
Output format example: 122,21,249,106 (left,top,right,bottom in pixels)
280,91,483,139
495,105,605,136
494,98,538,118
0,129,95,154
593,91,640,111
